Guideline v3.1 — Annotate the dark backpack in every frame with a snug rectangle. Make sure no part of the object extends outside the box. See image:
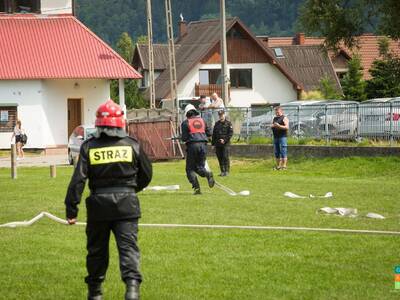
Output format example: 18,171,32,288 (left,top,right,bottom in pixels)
21,133,27,144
